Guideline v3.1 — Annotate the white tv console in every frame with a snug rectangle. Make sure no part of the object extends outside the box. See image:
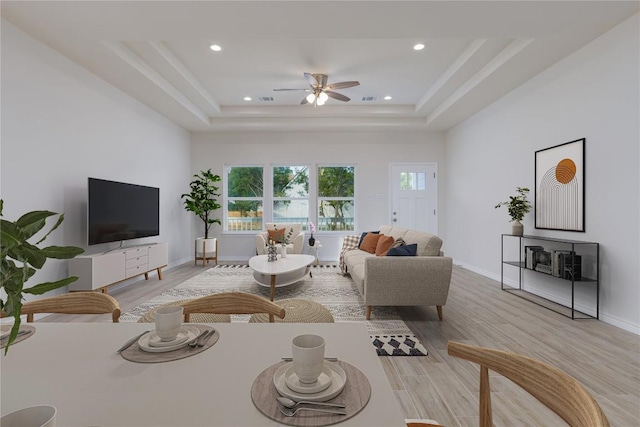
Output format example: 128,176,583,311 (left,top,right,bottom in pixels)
69,242,168,293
